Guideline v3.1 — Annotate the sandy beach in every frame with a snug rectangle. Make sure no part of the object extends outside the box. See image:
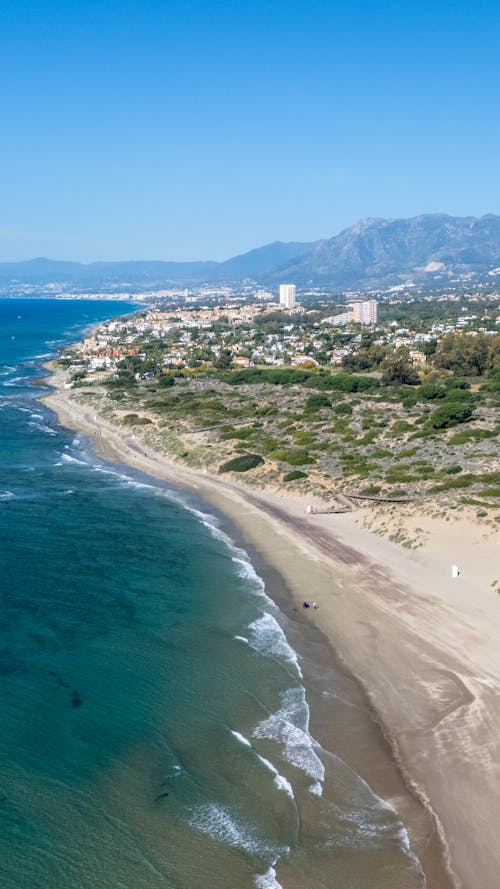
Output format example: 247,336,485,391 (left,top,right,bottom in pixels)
43,368,500,889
